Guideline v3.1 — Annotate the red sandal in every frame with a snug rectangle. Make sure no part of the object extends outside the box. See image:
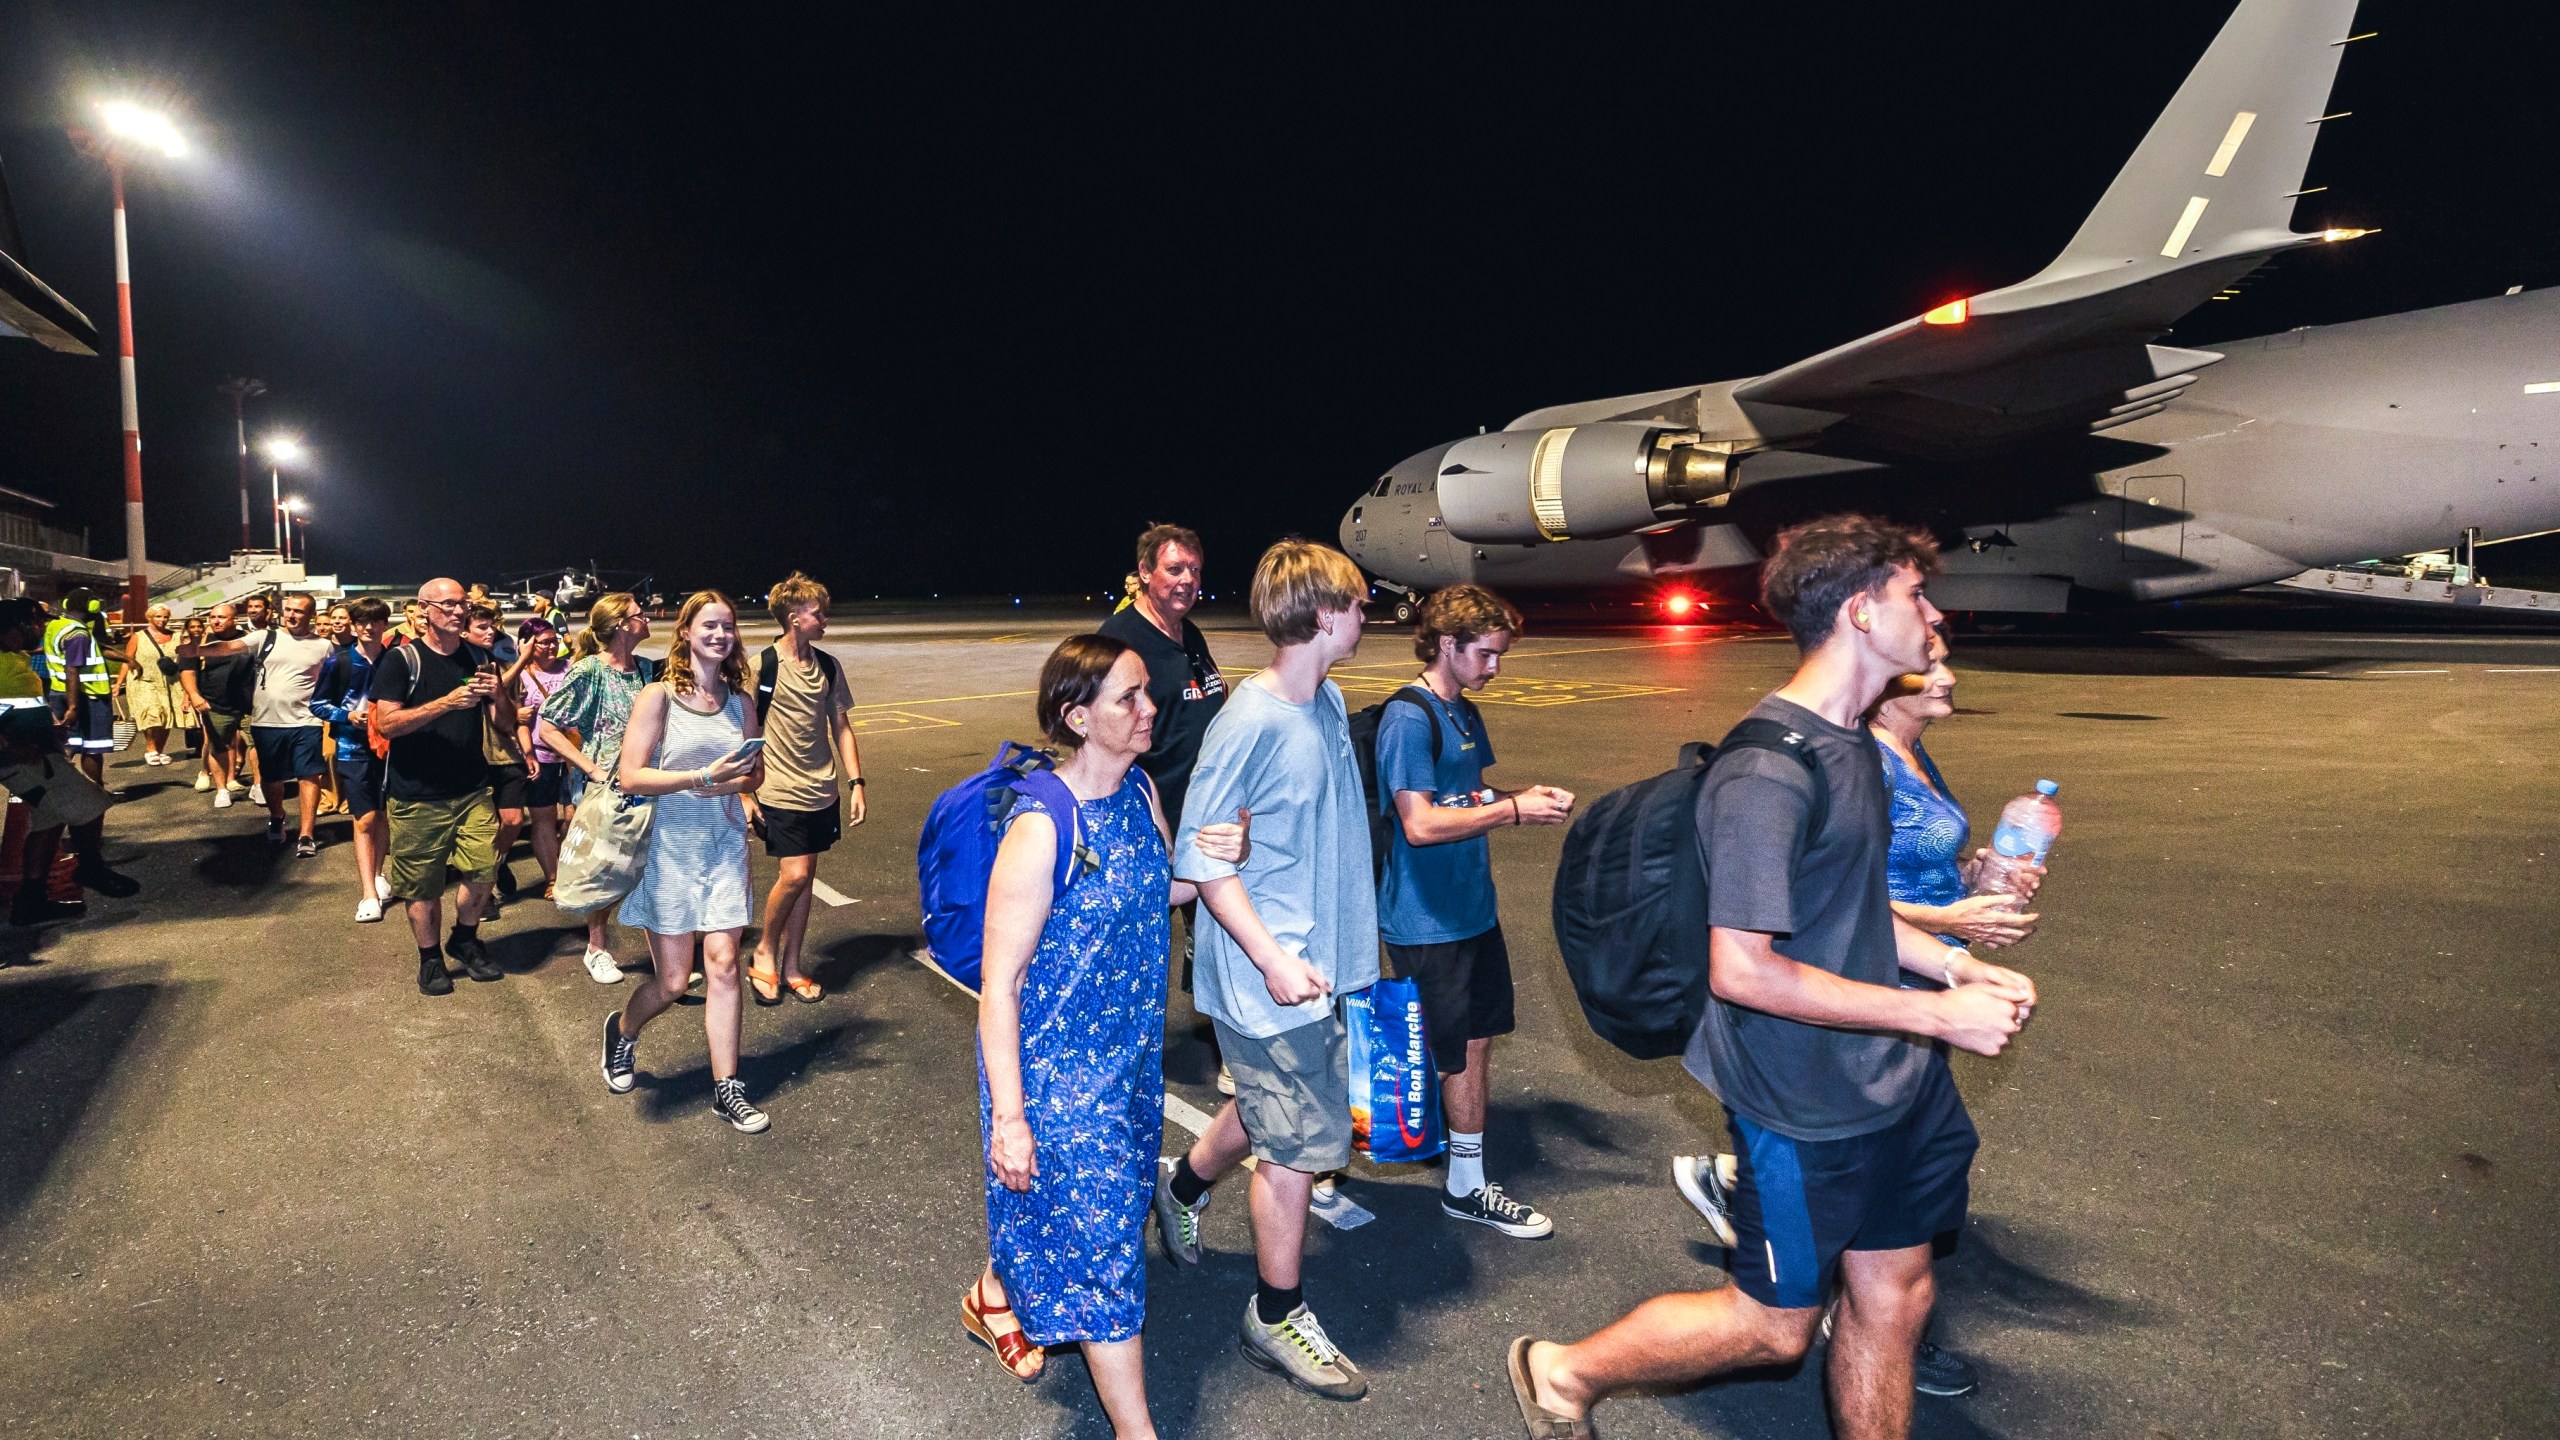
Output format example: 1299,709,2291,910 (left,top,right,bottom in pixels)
960,1275,1045,1382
